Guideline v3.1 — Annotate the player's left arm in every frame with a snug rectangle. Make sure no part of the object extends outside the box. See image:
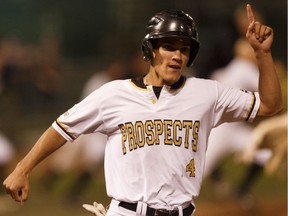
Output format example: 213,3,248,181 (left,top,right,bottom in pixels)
246,4,283,116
